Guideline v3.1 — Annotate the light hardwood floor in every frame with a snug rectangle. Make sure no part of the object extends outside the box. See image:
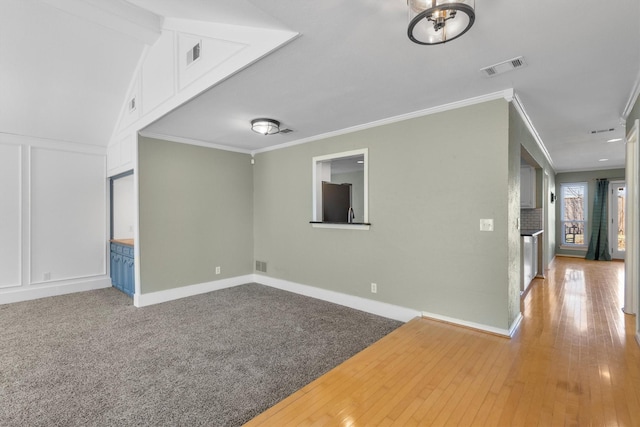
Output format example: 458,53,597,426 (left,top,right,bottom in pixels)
245,257,640,426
